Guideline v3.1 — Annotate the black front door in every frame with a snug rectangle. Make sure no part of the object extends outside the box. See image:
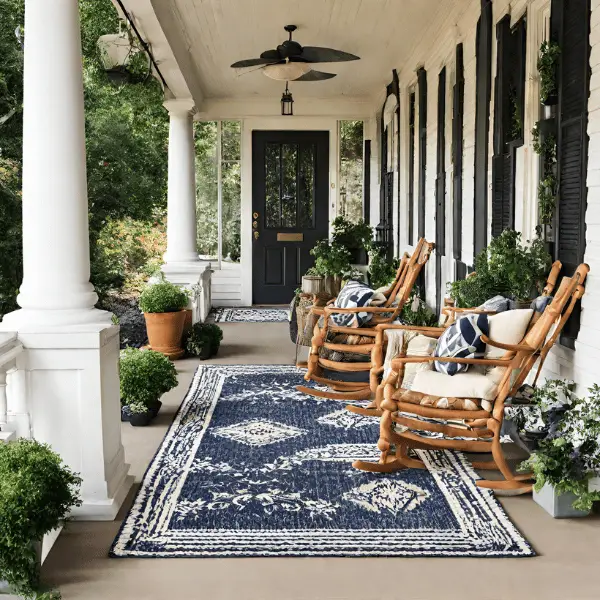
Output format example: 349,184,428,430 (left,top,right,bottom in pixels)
252,131,329,304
